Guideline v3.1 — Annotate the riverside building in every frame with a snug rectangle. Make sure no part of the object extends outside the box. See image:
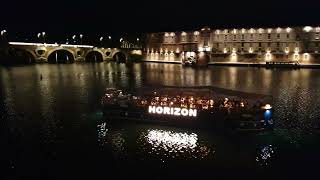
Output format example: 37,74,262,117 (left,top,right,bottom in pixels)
144,26,320,65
